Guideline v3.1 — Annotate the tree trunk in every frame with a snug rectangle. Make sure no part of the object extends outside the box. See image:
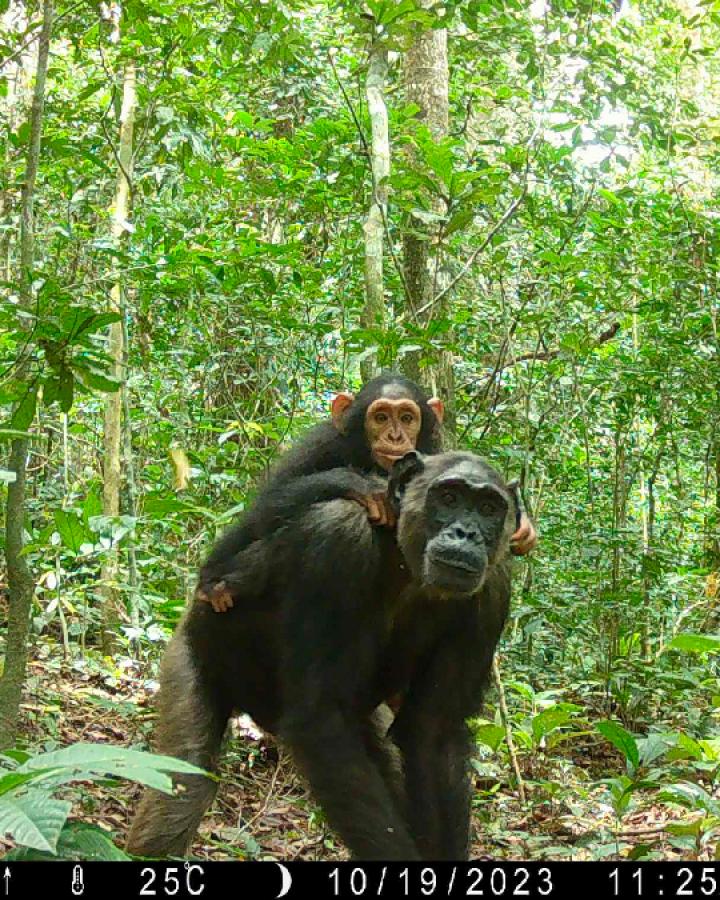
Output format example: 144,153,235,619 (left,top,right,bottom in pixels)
100,64,136,655
0,0,53,749
0,1,34,280
400,7,455,435
633,314,650,657
361,38,389,382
